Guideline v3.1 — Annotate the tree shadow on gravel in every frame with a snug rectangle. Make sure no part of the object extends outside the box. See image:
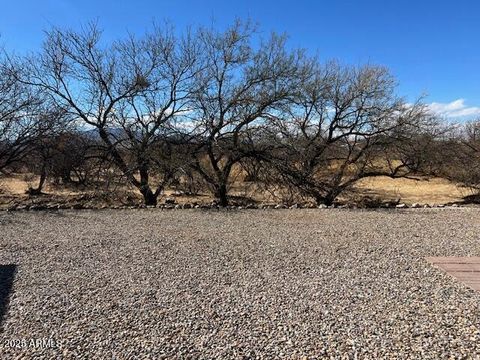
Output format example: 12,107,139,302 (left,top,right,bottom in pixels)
0,264,17,330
